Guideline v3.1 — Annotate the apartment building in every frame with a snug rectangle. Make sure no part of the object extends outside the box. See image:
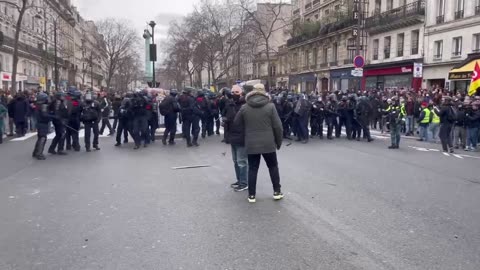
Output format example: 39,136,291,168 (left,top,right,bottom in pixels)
423,0,480,93
0,0,104,92
363,0,425,91
287,0,364,93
